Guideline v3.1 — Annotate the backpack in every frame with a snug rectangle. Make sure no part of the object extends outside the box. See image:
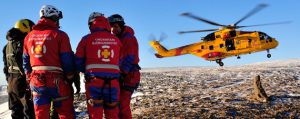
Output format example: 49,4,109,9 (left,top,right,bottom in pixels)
5,29,25,75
